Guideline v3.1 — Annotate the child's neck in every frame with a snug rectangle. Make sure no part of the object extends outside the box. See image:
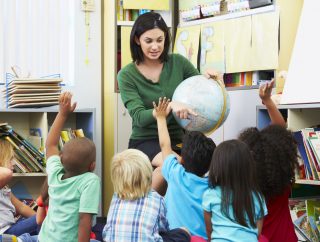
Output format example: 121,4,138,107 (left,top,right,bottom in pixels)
62,170,86,180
